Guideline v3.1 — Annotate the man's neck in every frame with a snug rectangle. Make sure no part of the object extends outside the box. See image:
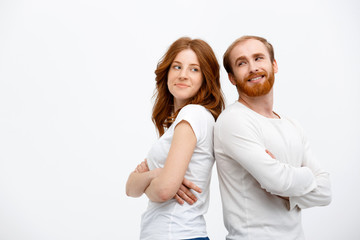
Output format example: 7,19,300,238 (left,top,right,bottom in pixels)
238,89,279,119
